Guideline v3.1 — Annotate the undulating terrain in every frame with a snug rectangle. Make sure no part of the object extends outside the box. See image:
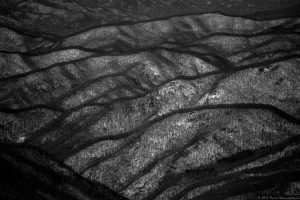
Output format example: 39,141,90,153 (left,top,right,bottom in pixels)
0,0,300,199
